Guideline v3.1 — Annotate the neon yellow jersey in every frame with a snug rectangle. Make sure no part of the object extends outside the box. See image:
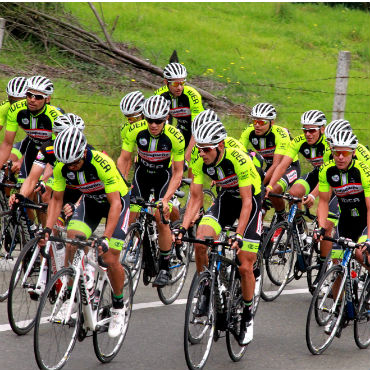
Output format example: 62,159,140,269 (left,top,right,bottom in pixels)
122,120,185,172
53,149,128,200
191,147,261,196
0,100,10,128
